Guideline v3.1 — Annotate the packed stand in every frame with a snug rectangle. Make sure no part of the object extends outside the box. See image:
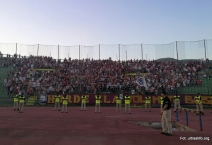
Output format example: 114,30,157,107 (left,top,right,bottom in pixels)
3,55,211,97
